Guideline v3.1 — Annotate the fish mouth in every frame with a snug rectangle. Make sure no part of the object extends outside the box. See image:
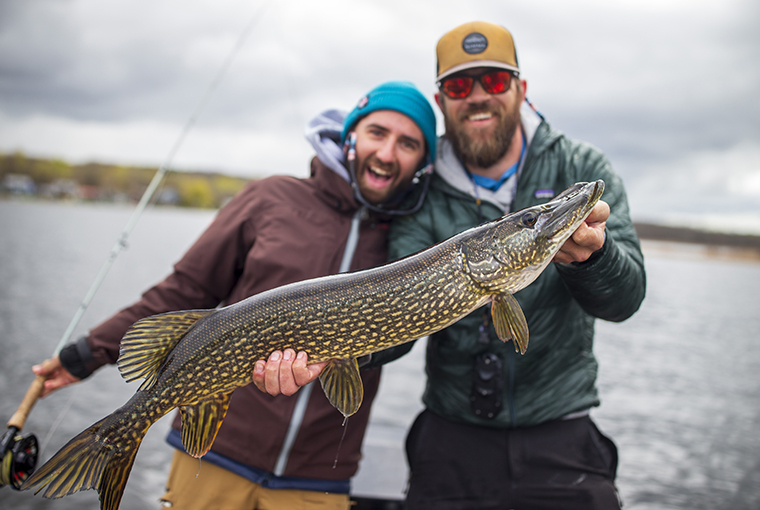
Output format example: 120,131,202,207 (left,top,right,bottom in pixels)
542,180,605,241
